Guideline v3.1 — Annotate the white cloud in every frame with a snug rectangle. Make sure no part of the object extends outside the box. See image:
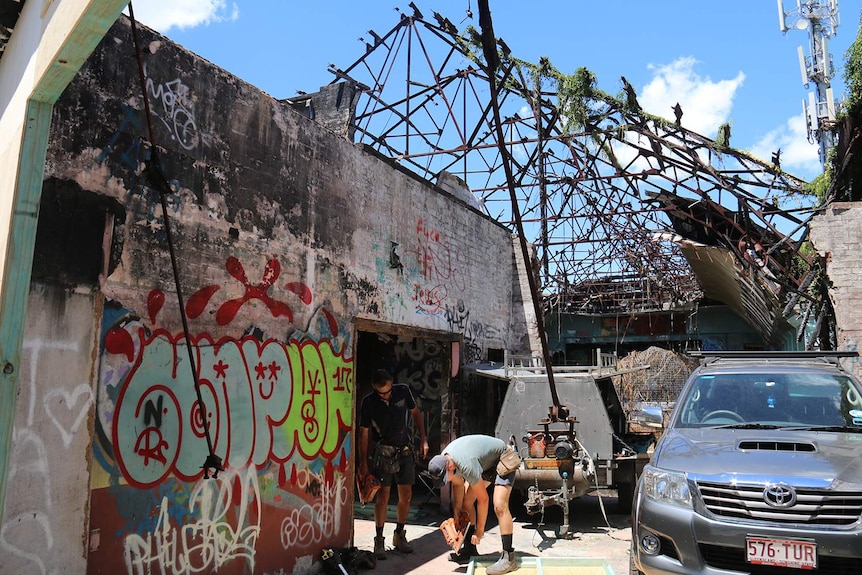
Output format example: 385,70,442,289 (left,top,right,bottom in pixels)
749,113,821,178
126,0,239,33
636,57,821,179
638,56,745,138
